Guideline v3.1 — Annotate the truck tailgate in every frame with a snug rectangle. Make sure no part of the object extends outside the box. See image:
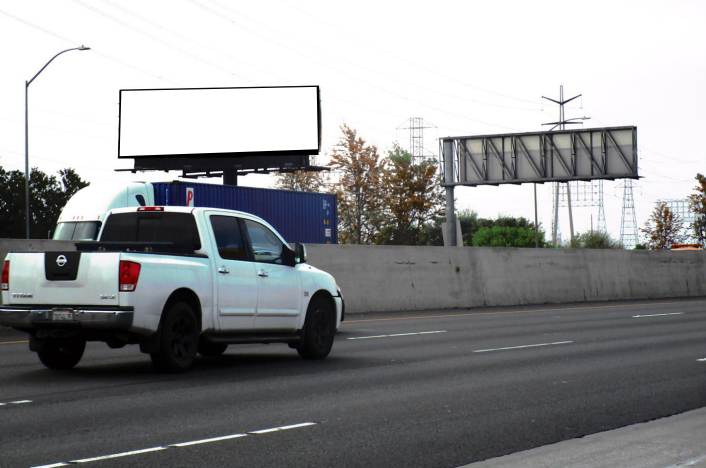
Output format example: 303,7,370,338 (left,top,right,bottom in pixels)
6,251,121,306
